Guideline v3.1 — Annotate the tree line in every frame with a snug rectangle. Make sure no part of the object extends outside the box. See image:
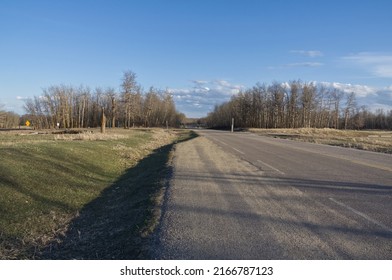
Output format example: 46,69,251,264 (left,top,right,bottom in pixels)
205,81,392,130
0,106,20,128
23,71,185,129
